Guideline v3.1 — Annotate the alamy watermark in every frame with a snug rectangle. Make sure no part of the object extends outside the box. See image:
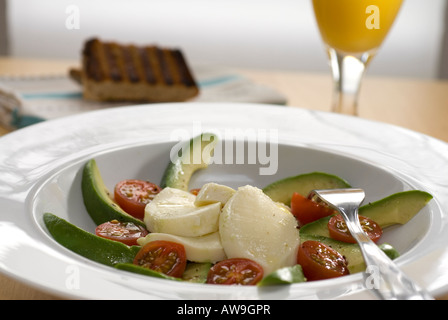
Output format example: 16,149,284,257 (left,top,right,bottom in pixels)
65,265,80,290
65,4,80,30
366,5,380,30
169,122,279,176
64,4,381,31
365,265,381,290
